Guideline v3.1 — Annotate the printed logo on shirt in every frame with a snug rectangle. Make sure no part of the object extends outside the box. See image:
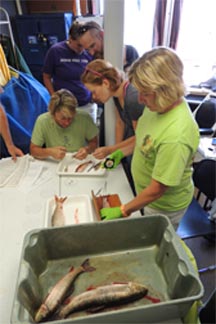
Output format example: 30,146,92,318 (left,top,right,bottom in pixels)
140,135,154,158
60,58,89,63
